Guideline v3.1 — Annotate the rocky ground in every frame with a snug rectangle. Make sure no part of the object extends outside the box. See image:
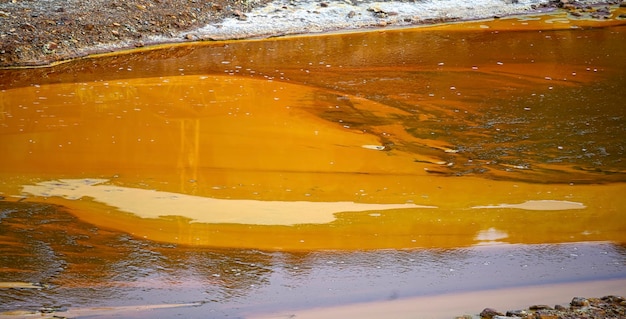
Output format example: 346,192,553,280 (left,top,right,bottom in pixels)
468,295,626,319
1,0,623,67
